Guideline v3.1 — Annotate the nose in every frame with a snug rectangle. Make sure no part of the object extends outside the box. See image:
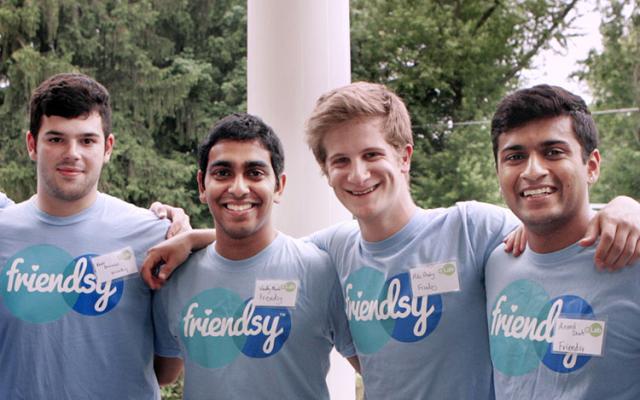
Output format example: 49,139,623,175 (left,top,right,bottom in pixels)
521,154,547,181
228,175,250,196
347,159,370,185
63,140,80,160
